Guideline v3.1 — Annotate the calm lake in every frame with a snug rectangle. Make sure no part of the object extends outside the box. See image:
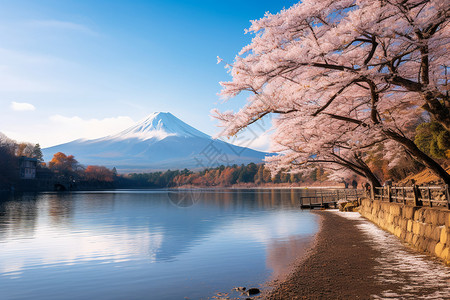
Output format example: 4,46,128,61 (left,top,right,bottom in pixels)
0,189,318,300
